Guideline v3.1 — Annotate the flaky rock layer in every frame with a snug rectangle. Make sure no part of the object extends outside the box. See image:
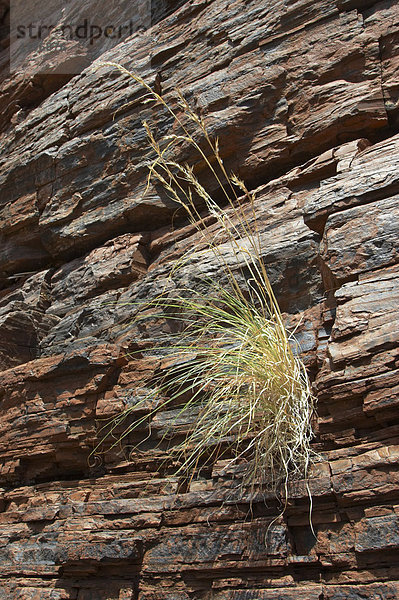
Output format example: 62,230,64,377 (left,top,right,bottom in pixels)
0,0,399,598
